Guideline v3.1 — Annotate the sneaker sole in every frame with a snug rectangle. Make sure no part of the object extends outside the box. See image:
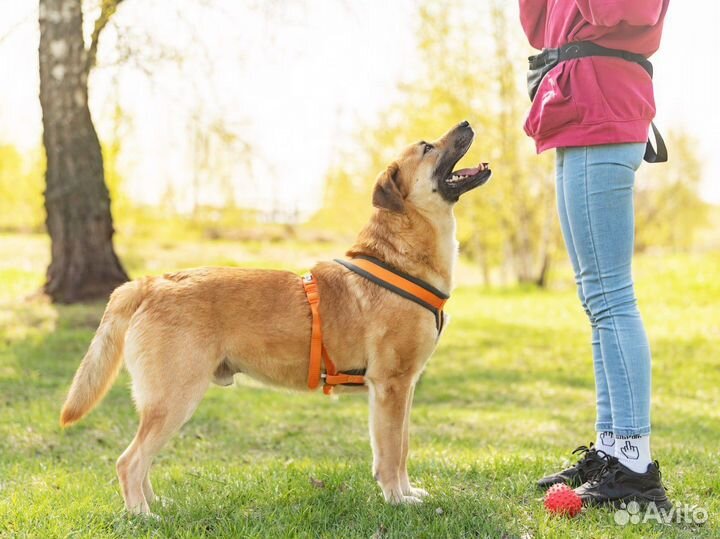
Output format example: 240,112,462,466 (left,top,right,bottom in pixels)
582,494,673,512
537,476,584,491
